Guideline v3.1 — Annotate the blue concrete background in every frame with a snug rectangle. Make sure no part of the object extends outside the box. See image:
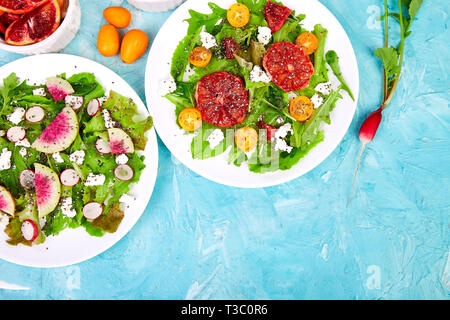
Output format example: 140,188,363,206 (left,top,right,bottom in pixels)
0,0,448,300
